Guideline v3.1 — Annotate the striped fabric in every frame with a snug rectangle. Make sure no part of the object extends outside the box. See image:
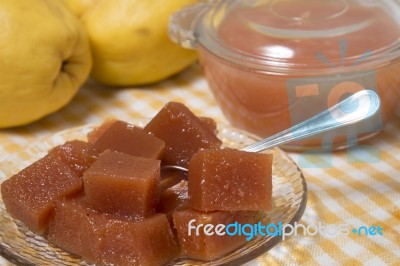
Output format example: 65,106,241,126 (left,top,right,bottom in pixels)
0,64,399,265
